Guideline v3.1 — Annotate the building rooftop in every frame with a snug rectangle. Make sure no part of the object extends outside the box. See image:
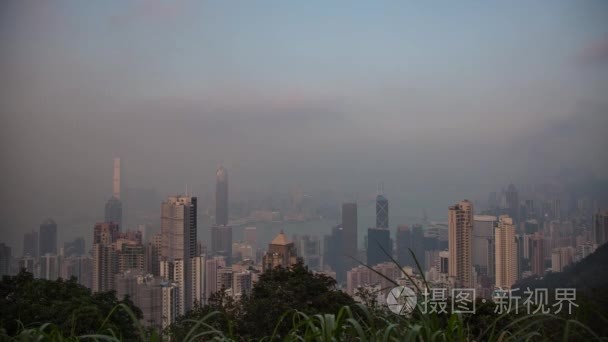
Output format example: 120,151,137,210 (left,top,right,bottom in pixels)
270,230,291,245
